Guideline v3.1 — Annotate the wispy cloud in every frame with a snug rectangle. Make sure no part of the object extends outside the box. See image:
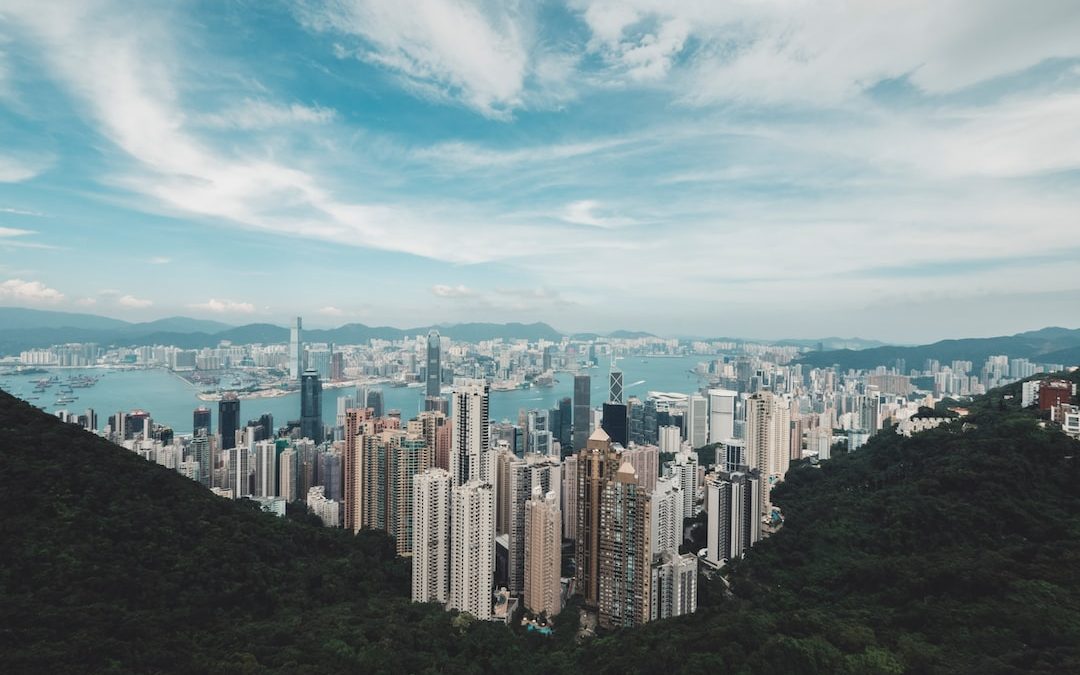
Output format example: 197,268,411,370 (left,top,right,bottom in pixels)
196,99,337,130
0,153,50,182
117,294,153,309
148,256,171,264
431,284,473,299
